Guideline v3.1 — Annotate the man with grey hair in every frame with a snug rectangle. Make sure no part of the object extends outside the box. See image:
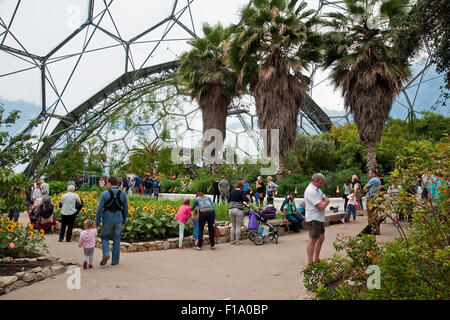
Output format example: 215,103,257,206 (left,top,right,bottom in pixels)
304,173,330,264
59,184,82,242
